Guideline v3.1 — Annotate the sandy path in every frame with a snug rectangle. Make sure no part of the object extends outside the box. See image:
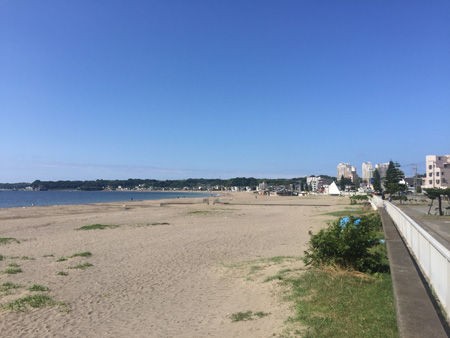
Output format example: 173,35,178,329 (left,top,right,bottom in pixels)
0,193,348,337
